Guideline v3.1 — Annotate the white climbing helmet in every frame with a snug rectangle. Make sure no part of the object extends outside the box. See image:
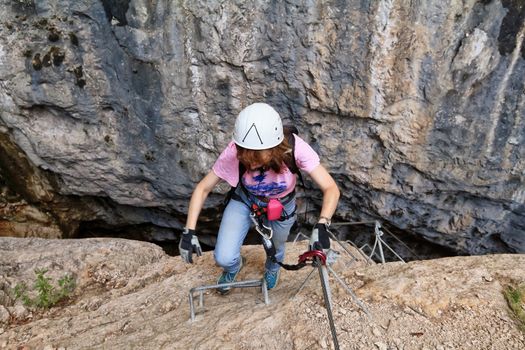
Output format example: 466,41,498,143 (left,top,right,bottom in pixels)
233,103,284,150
